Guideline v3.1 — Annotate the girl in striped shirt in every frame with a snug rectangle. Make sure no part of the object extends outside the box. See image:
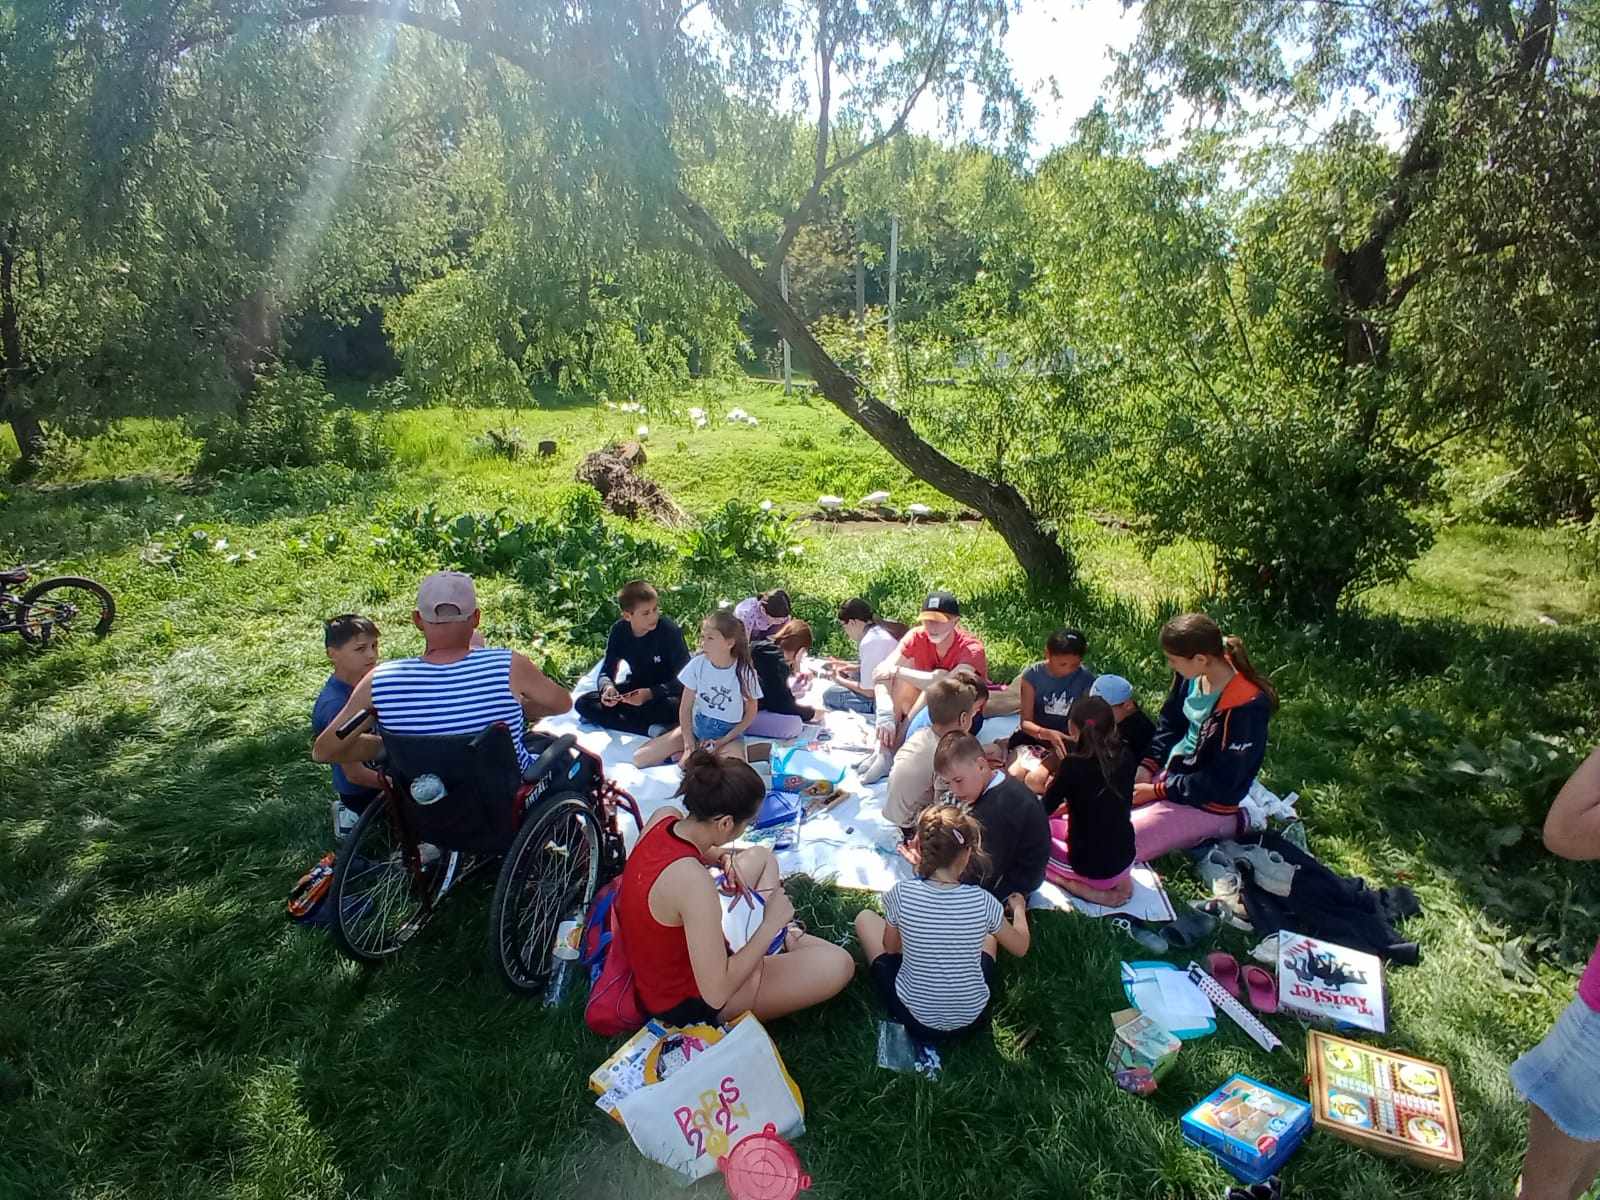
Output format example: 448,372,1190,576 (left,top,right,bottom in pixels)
854,805,1032,1041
